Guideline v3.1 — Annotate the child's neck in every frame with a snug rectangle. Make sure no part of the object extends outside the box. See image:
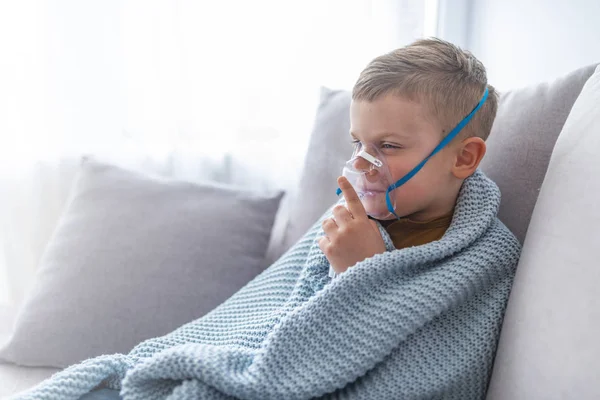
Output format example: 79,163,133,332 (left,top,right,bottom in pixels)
372,207,455,228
